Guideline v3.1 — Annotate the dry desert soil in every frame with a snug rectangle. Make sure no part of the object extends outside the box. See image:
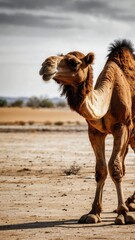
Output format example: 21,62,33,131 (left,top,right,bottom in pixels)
0,108,135,240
